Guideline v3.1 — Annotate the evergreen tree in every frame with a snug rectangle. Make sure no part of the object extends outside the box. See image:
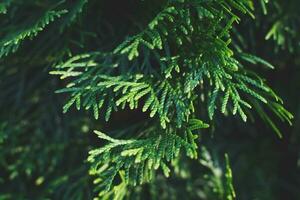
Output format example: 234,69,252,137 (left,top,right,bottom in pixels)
0,0,299,199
